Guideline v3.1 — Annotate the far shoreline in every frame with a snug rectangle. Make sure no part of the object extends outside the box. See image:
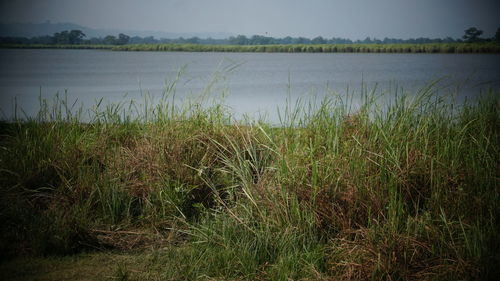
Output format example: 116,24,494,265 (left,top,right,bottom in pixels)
1,42,500,54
